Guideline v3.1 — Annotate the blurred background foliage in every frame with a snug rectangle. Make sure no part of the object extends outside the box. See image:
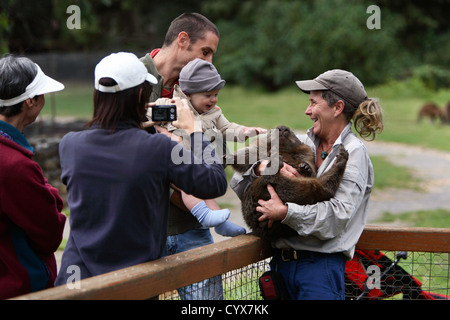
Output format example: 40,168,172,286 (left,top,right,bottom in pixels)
0,0,449,89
